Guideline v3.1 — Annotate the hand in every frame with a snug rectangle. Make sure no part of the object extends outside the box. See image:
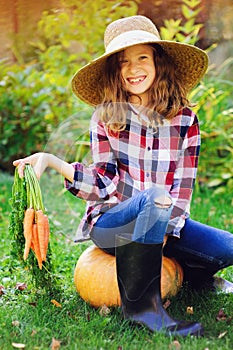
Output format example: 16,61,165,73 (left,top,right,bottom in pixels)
13,152,49,179
13,152,75,182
